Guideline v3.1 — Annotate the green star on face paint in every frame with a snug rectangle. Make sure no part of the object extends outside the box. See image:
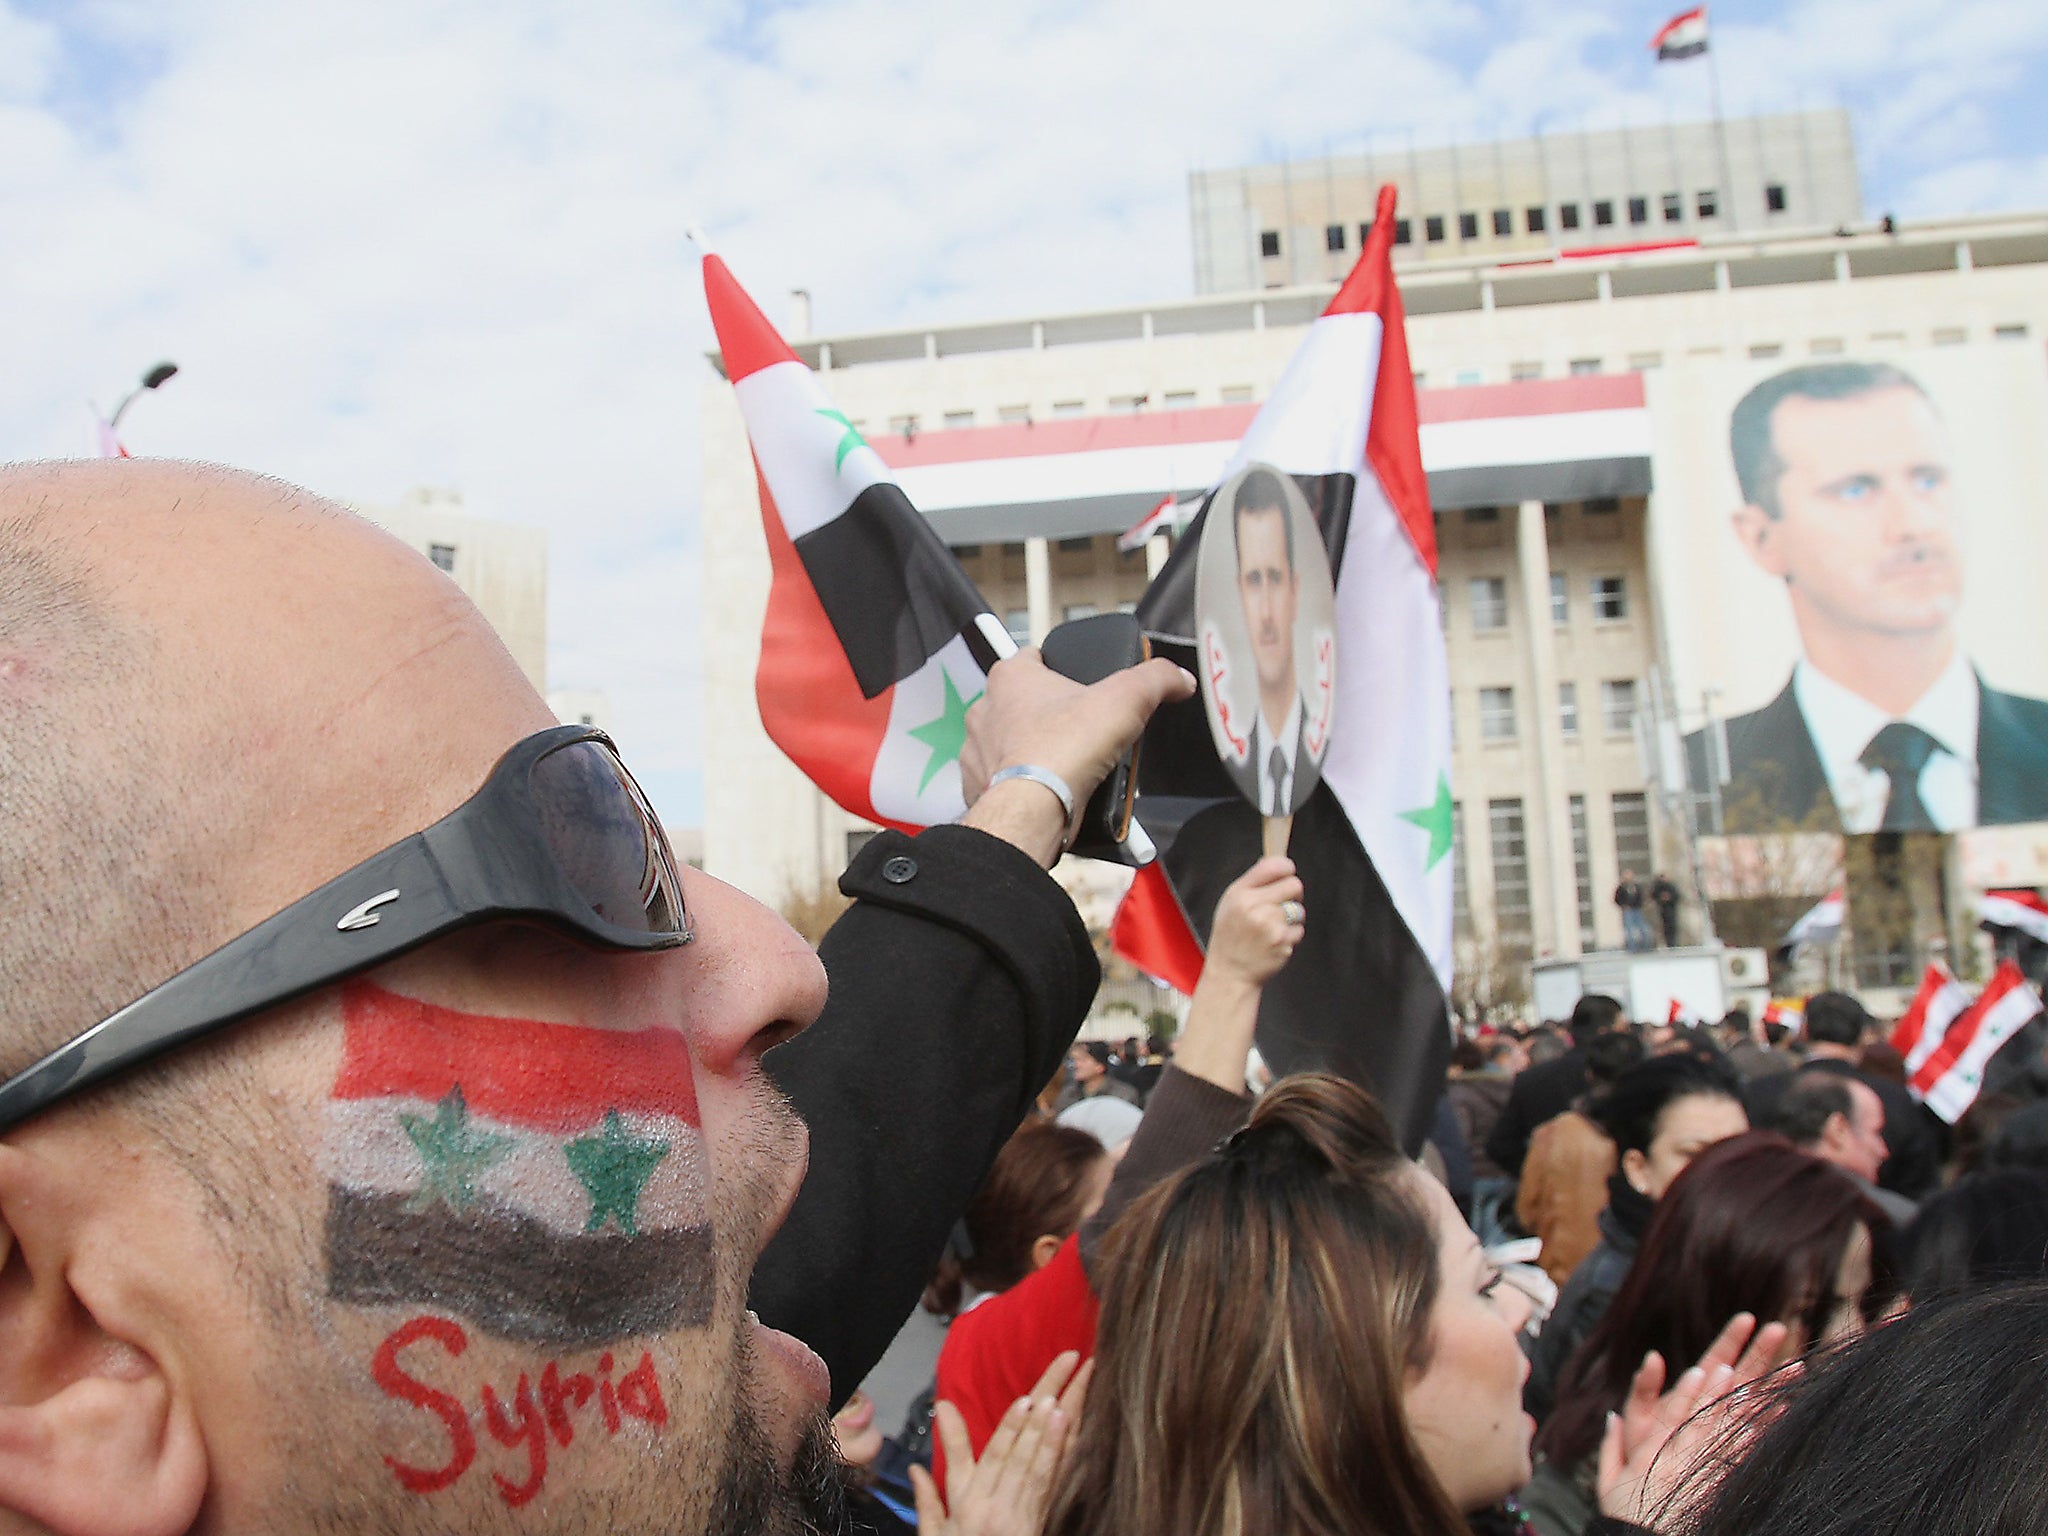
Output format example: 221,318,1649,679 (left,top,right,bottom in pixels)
566,1109,671,1235
1400,772,1456,870
907,671,983,793
400,1085,513,1211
